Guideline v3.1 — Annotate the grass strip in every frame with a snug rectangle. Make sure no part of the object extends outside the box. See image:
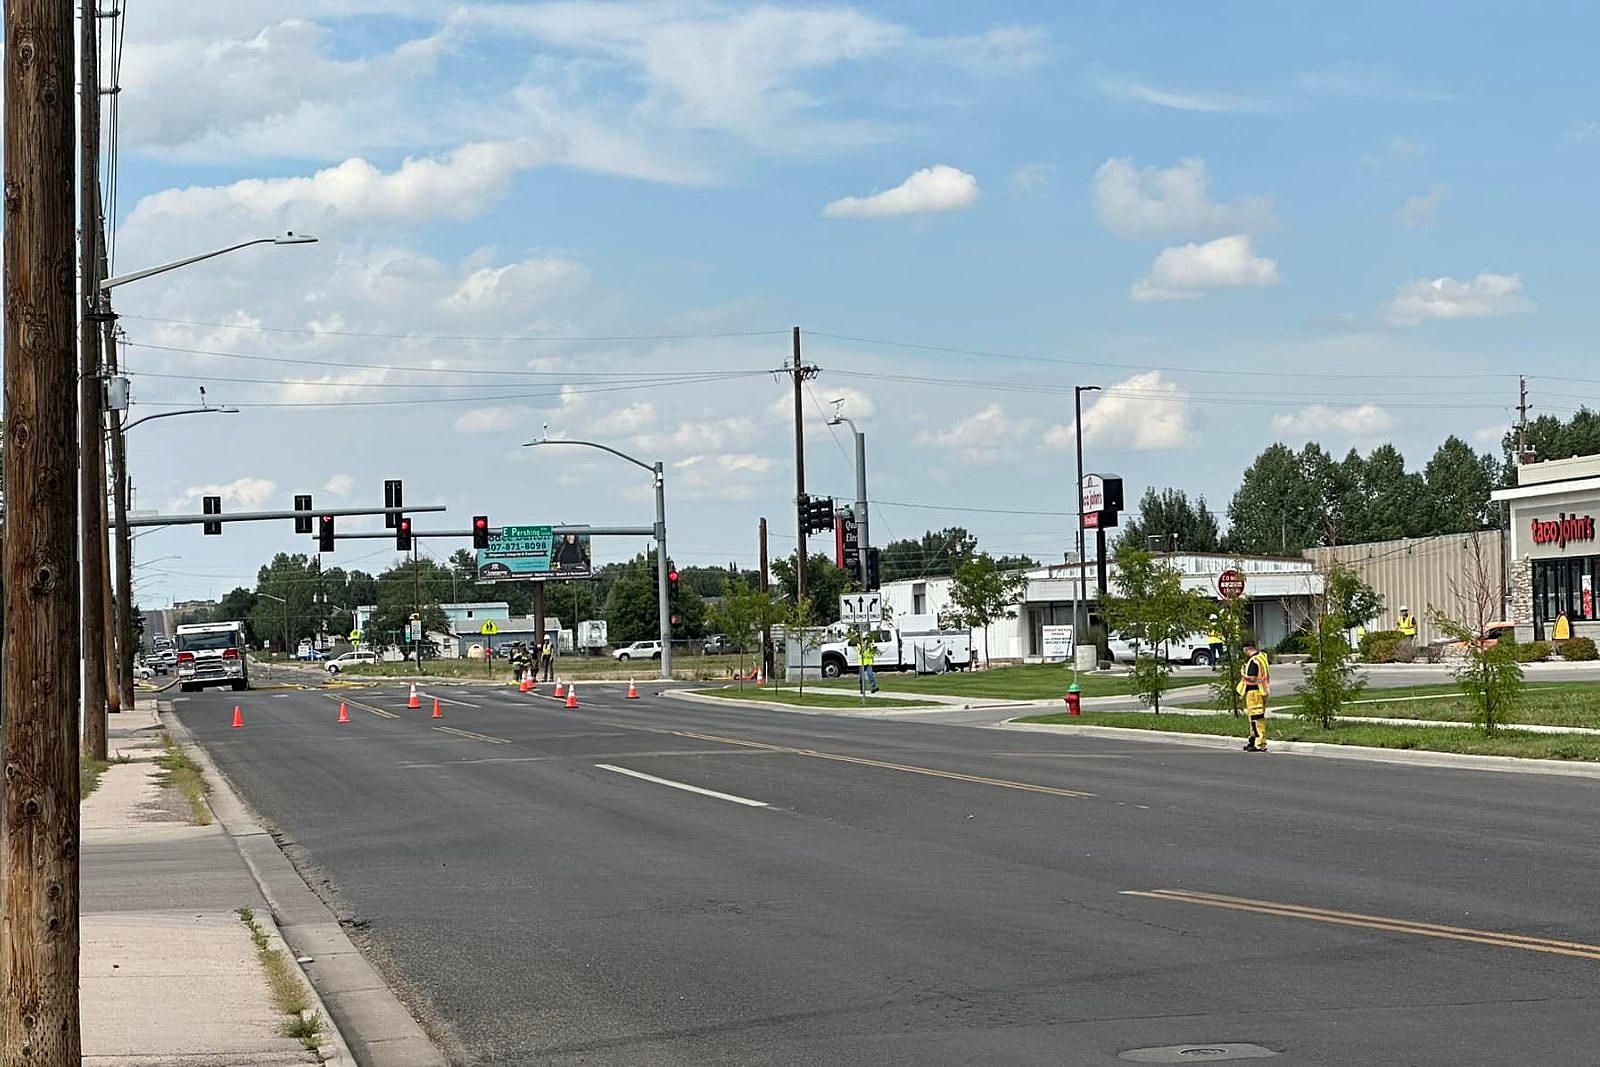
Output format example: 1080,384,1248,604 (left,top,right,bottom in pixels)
156,738,213,826
1016,710,1600,761
236,907,325,1051
691,687,931,709
804,662,1143,700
